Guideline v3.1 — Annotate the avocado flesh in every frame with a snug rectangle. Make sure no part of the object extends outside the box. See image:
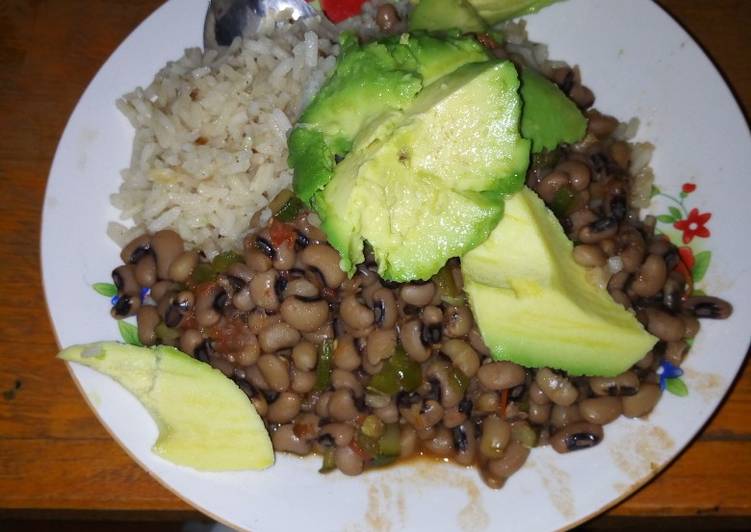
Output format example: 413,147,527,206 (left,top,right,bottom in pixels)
409,0,488,32
383,31,490,86
59,342,274,471
467,0,561,24
290,32,491,203
290,34,423,202
318,141,505,280
316,60,529,281
520,68,587,153
462,188,657,376
297,37,422,153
